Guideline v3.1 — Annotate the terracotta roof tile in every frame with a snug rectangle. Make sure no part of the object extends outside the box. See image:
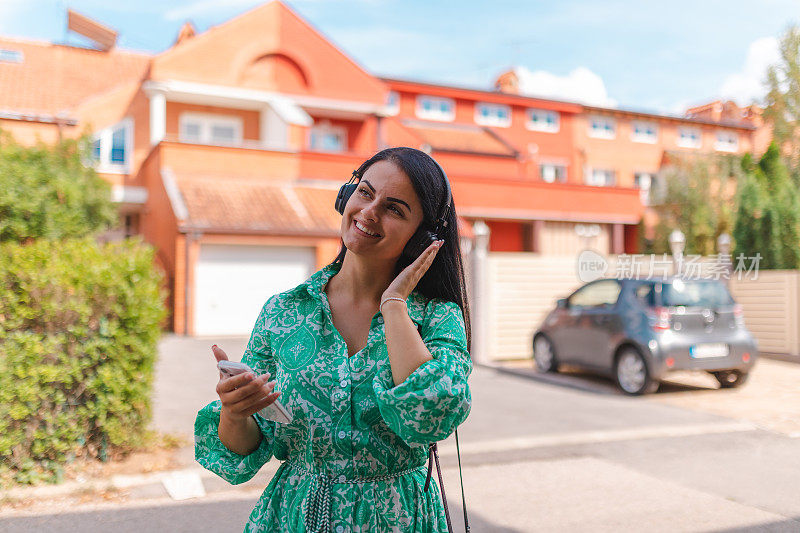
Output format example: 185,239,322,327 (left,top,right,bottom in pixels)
173,175,340,235
0,37,150,116
400,118,518,157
